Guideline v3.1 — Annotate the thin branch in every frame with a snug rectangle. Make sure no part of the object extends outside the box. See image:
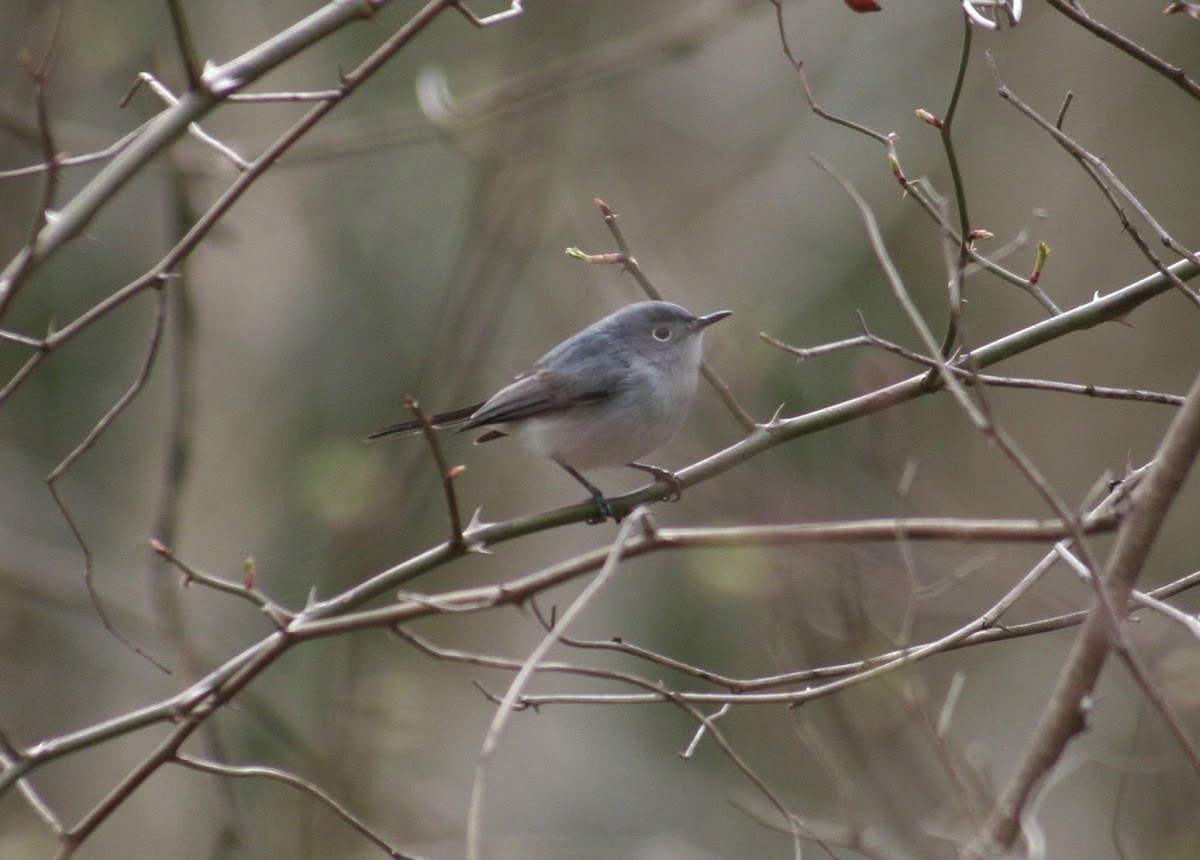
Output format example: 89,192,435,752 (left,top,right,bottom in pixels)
149,539,294,627
404,397,465,548
8,3,68,297
1041,0,1200,100
0,351,47,407
762,327,1186,405
174,754,416,859
681,703,731,758
124,72,249,170
812,154,989,428
46,287,172,672
1054,90,1075,130
451,0,525,28
148,145,201,649
933,13,975,355
888,144,1061,314
770,1,889,143
462,563,1200,707
164,0,202,87
225,89,344,102
0,122,151,180
1056,545,1200,641
987,51,1200,309
0,720,62,834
